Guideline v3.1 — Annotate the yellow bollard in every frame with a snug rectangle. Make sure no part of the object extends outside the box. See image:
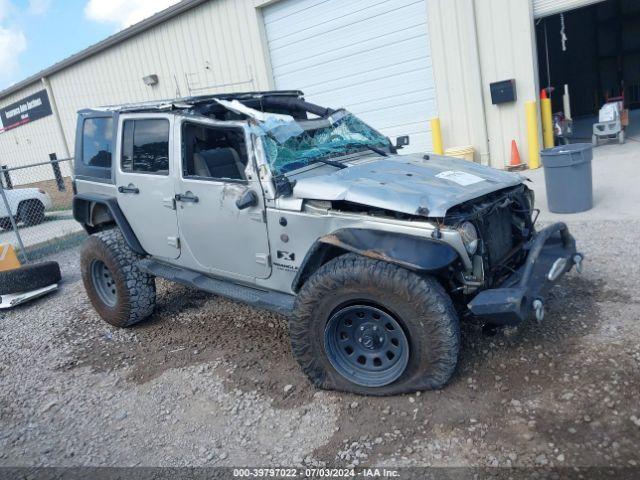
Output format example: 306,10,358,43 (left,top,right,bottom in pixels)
430,118,444,155
525,101,541,169
540,97,554,149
